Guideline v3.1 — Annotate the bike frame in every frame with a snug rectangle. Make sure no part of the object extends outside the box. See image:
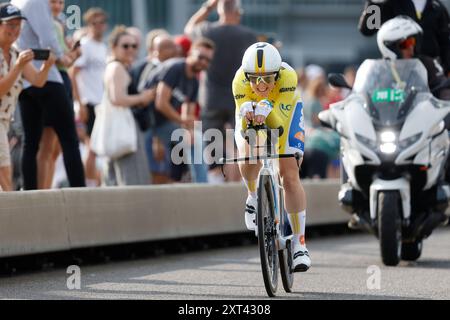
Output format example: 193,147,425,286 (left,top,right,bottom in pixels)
259,156,294,253
220,126,300,257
